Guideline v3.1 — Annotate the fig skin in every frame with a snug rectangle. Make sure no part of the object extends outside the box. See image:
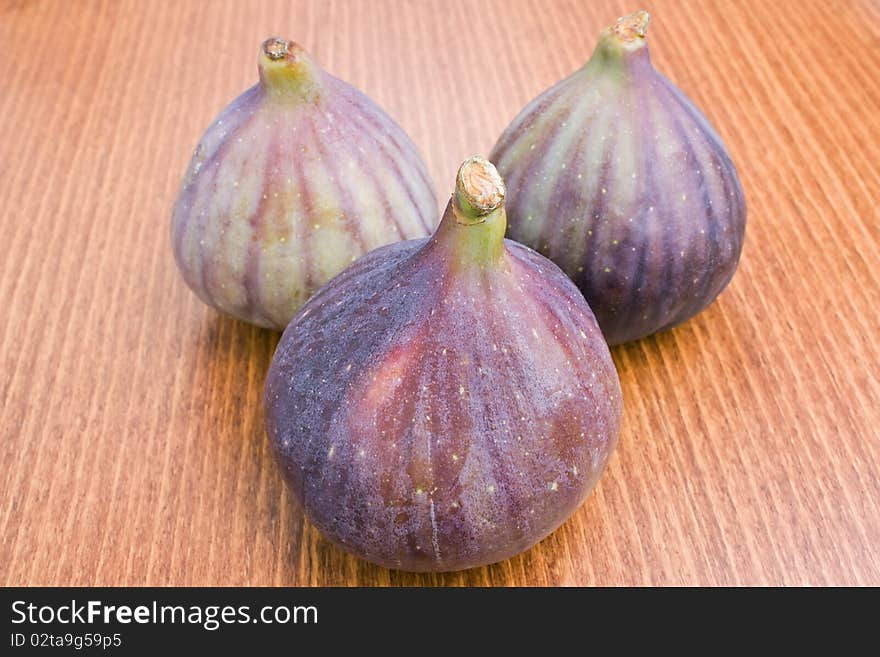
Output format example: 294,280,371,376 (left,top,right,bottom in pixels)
490,10,746,345
172,38,437,331
265,157,622,572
